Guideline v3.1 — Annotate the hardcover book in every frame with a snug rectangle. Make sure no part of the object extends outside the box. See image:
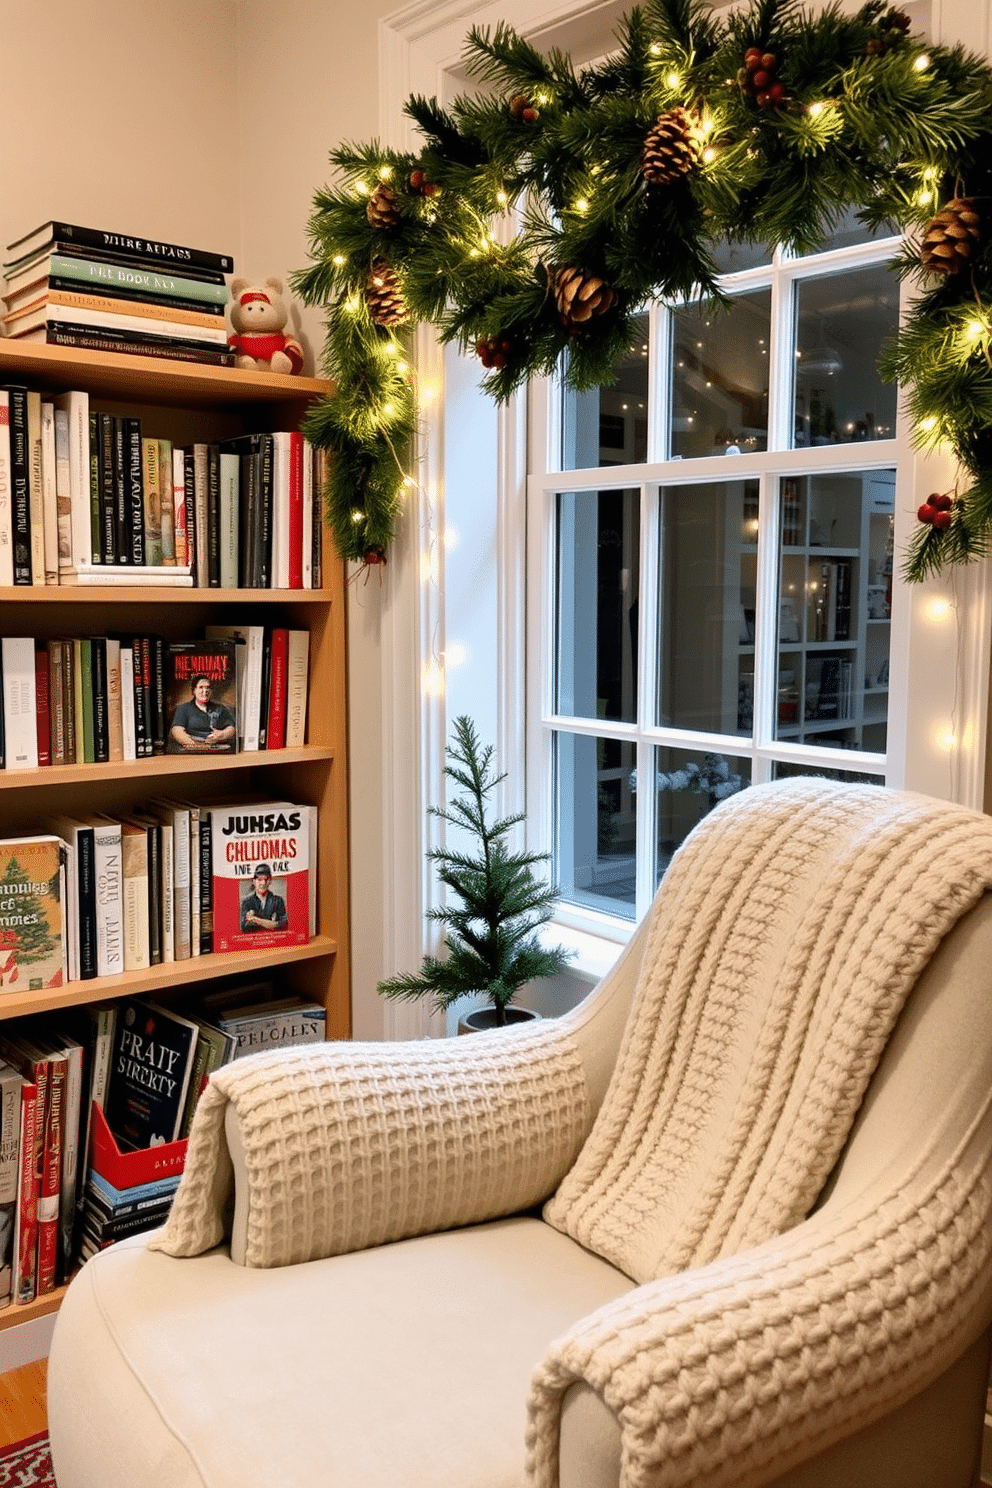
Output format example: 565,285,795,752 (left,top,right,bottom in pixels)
210,802,310,952
0,836,66,990
102,997,199,1151
4,220,234,275
0,1062,23,1308
165,639,238,754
